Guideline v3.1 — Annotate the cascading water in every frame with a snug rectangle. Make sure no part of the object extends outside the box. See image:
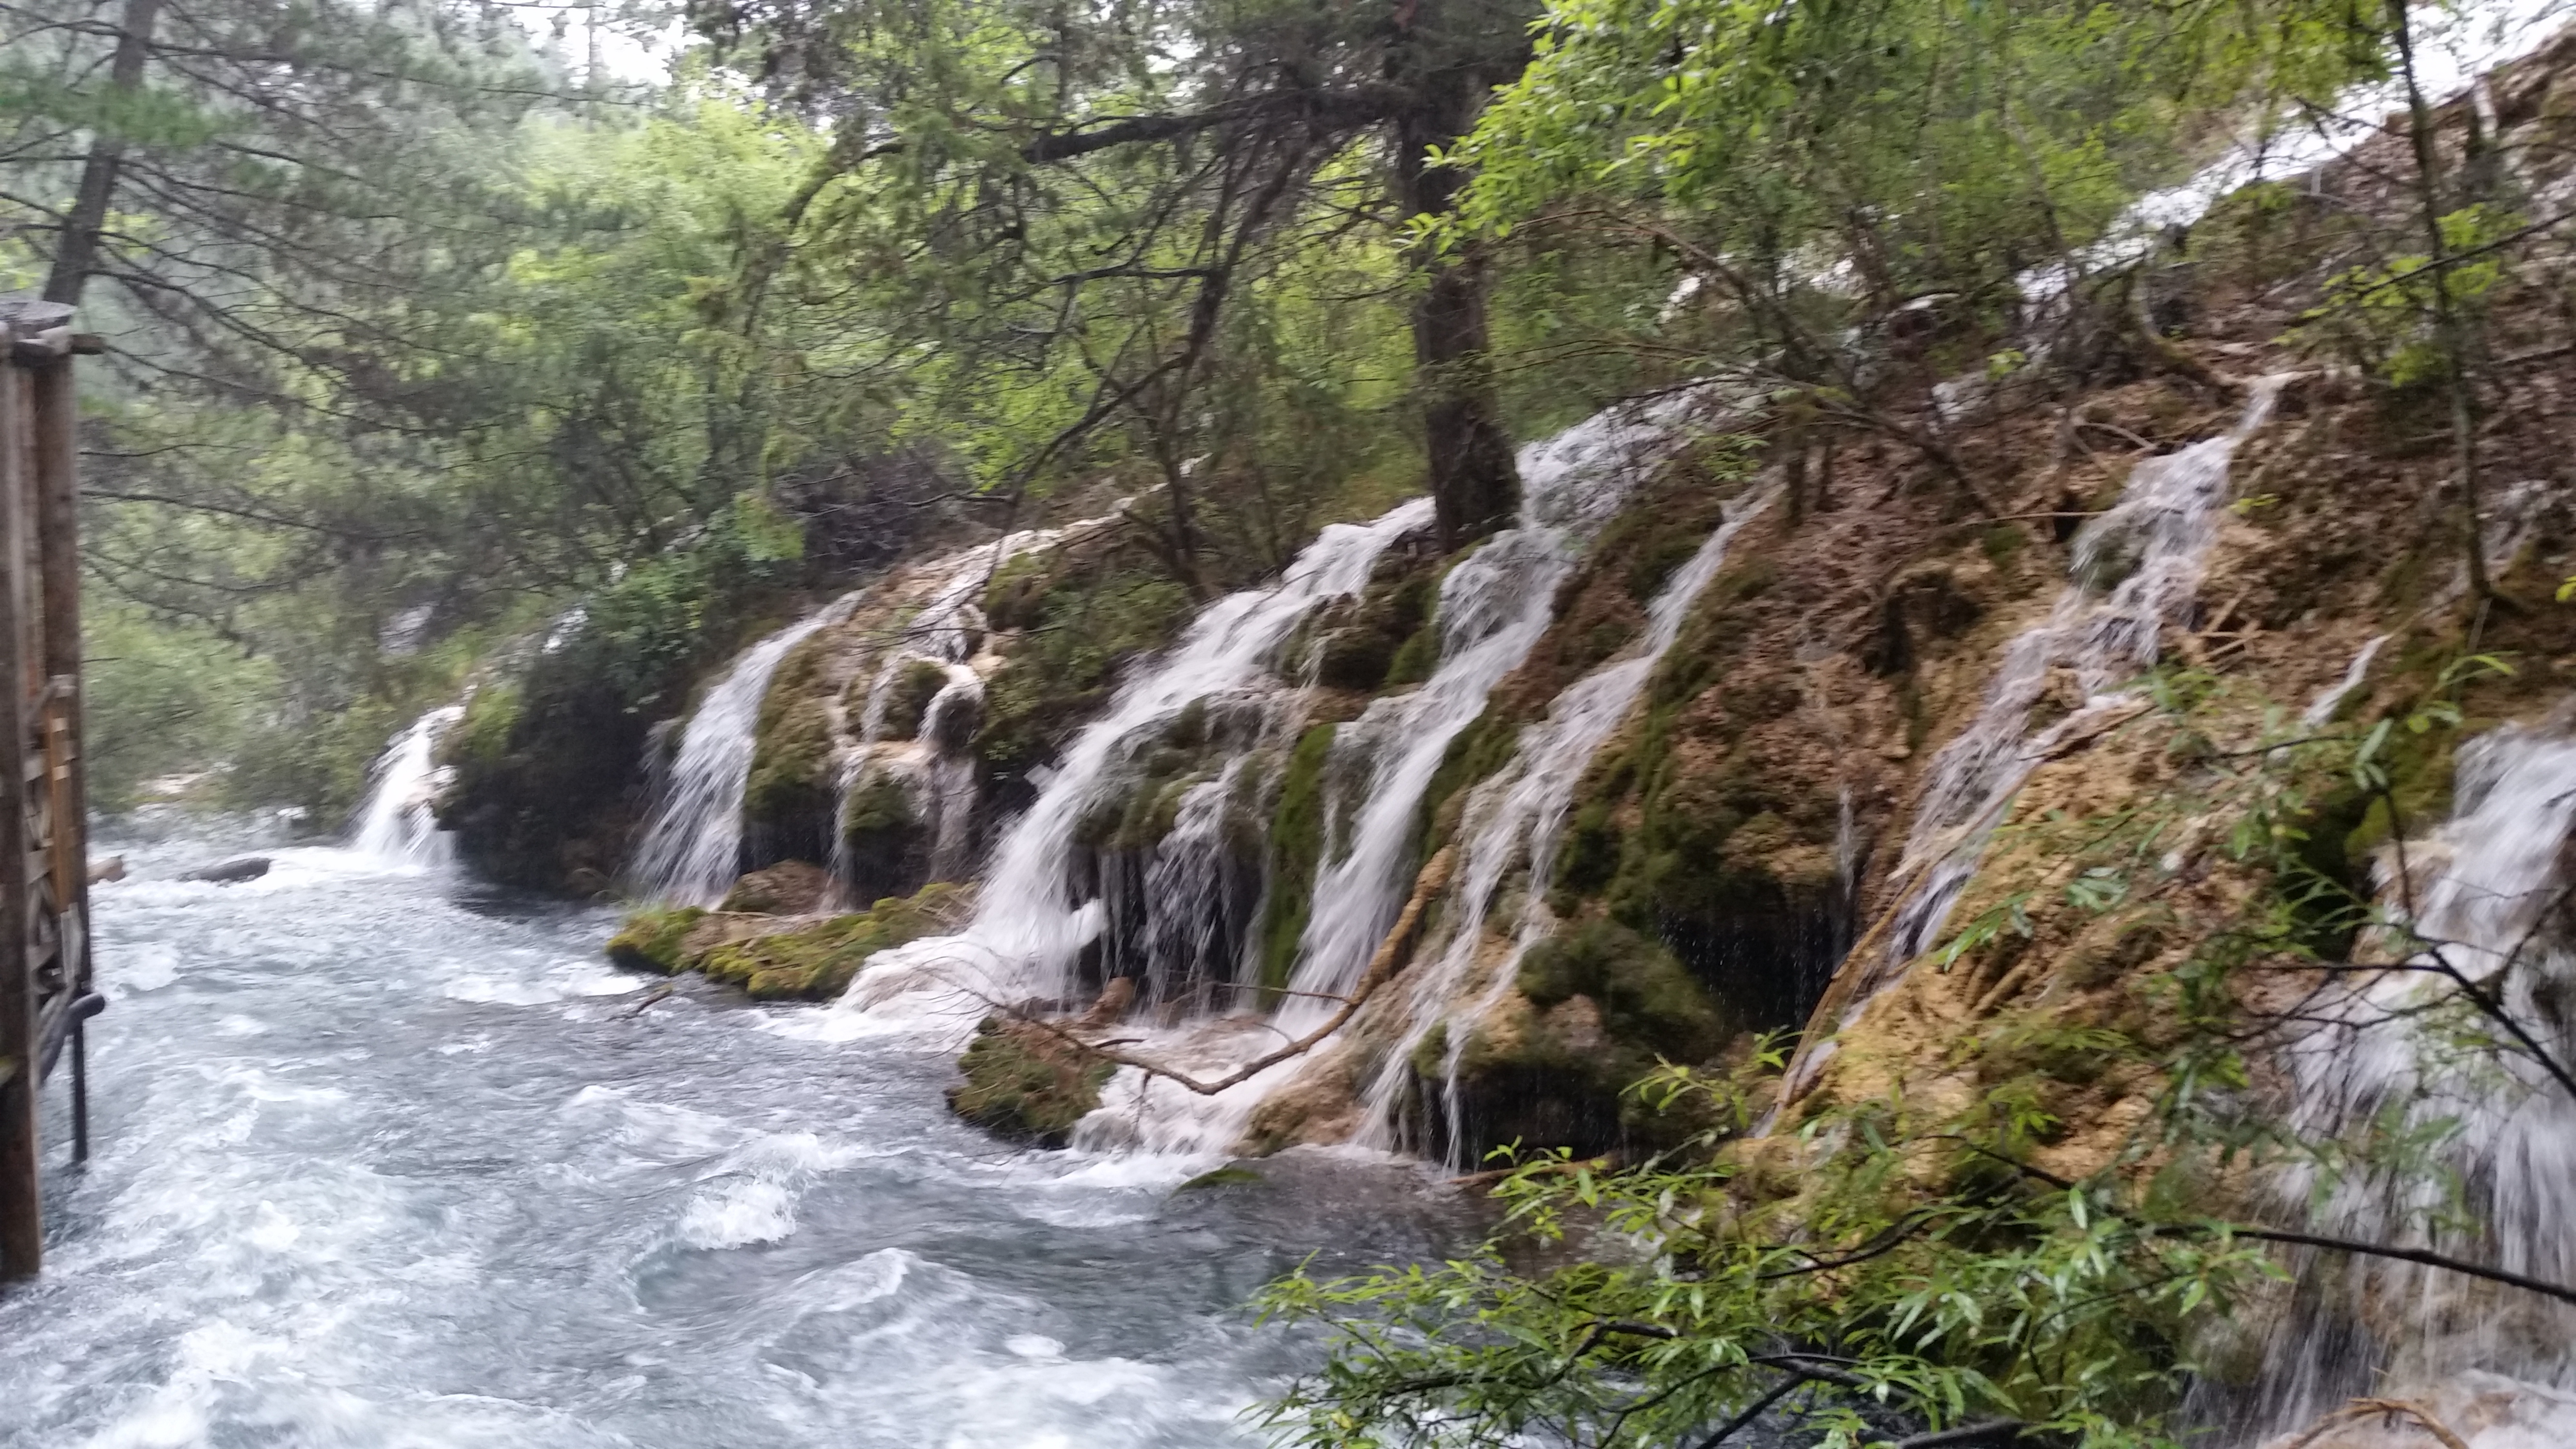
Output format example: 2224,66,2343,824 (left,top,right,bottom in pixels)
2301,633,2391,728
630,597,862,905
835,500,1434,1025
1064,394,1740,1156
827,526,1073,901
350,705,464,867
2223,724,2576,1445
1286,396,1712,1014
1855,376,2294,1009
1355,489,1777,1160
